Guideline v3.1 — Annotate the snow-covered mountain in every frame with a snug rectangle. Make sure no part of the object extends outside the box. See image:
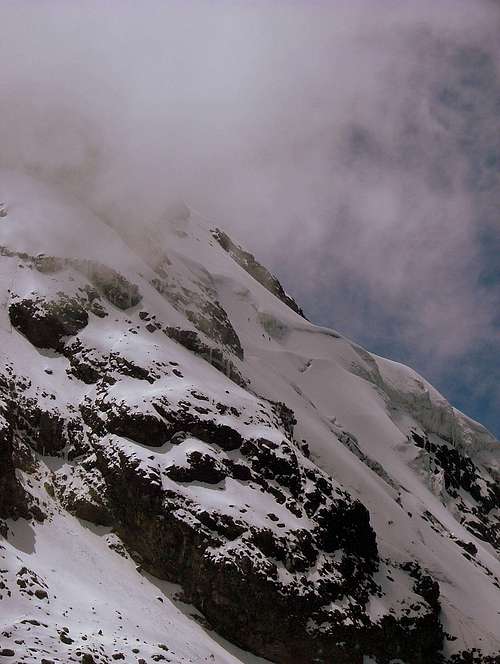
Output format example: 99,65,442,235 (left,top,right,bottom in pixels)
0,171,499,664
